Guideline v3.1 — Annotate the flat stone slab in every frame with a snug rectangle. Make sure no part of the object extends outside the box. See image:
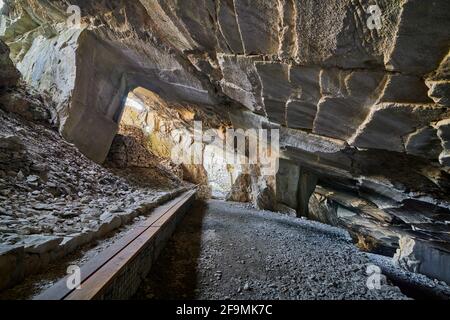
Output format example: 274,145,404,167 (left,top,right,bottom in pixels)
20,236,63,254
